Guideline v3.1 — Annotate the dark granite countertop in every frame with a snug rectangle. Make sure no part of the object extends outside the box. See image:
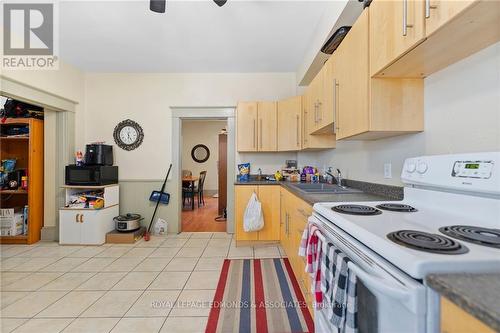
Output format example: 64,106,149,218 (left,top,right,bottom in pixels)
427,273,500,331
234,178,403,205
